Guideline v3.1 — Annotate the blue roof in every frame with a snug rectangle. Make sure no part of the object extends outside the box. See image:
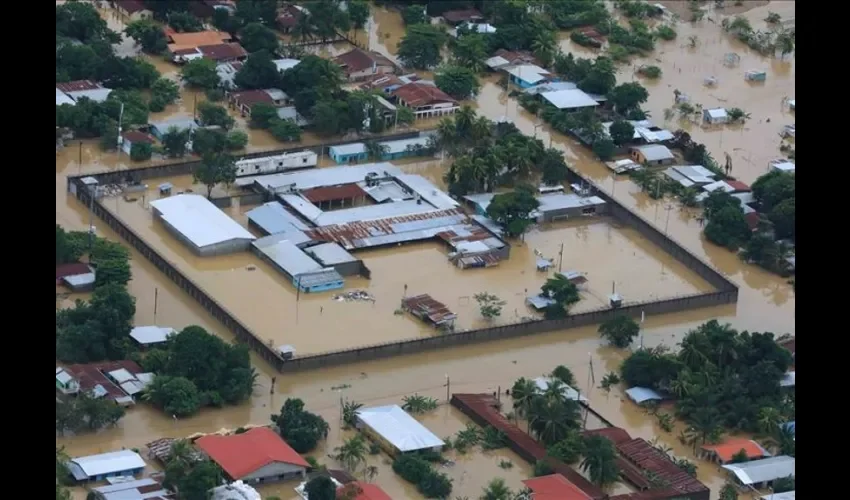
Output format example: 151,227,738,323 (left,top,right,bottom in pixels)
625,386,663,404
782,421,795,435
